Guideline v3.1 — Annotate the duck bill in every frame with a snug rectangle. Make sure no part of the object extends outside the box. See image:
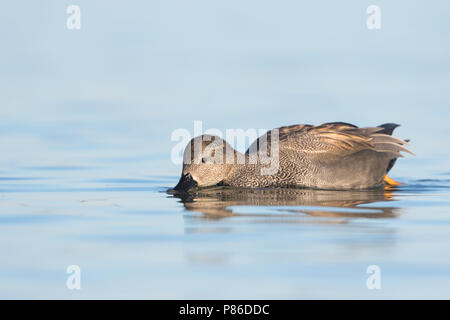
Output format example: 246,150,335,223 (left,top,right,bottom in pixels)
173,173,198,192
